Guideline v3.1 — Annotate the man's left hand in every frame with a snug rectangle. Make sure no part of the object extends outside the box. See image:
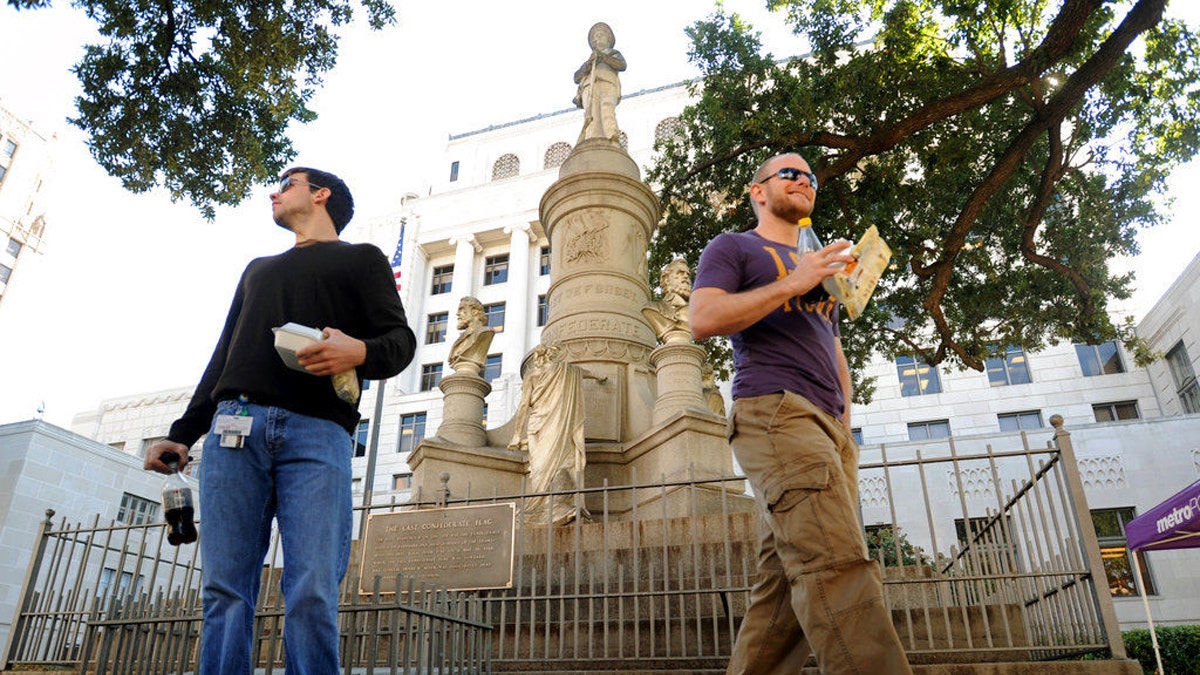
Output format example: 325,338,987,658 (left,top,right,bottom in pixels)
296,327,366,376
